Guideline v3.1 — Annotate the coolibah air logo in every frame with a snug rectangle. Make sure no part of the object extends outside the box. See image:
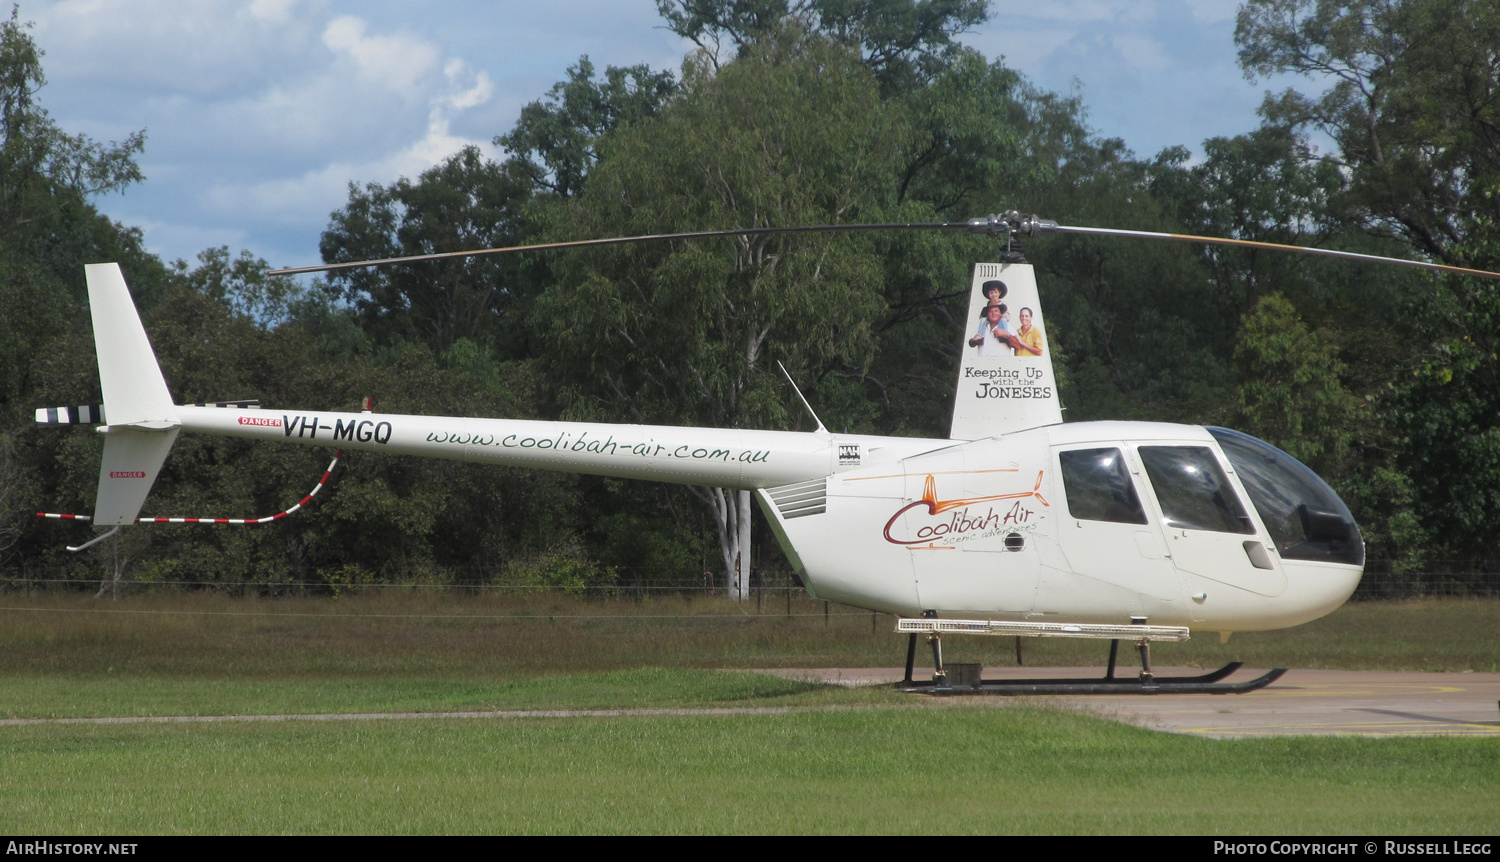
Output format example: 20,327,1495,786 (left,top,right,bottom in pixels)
883,473,1048,547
